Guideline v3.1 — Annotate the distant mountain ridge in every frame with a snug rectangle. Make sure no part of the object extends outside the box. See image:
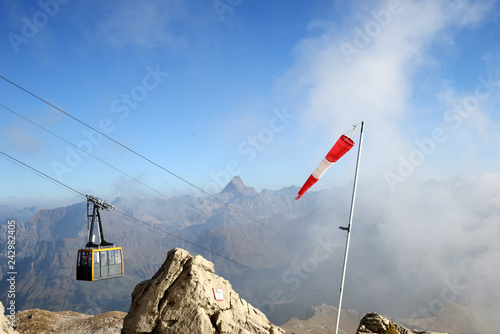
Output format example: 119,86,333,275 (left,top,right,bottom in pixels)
0,205,40,224
0,177,329,320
